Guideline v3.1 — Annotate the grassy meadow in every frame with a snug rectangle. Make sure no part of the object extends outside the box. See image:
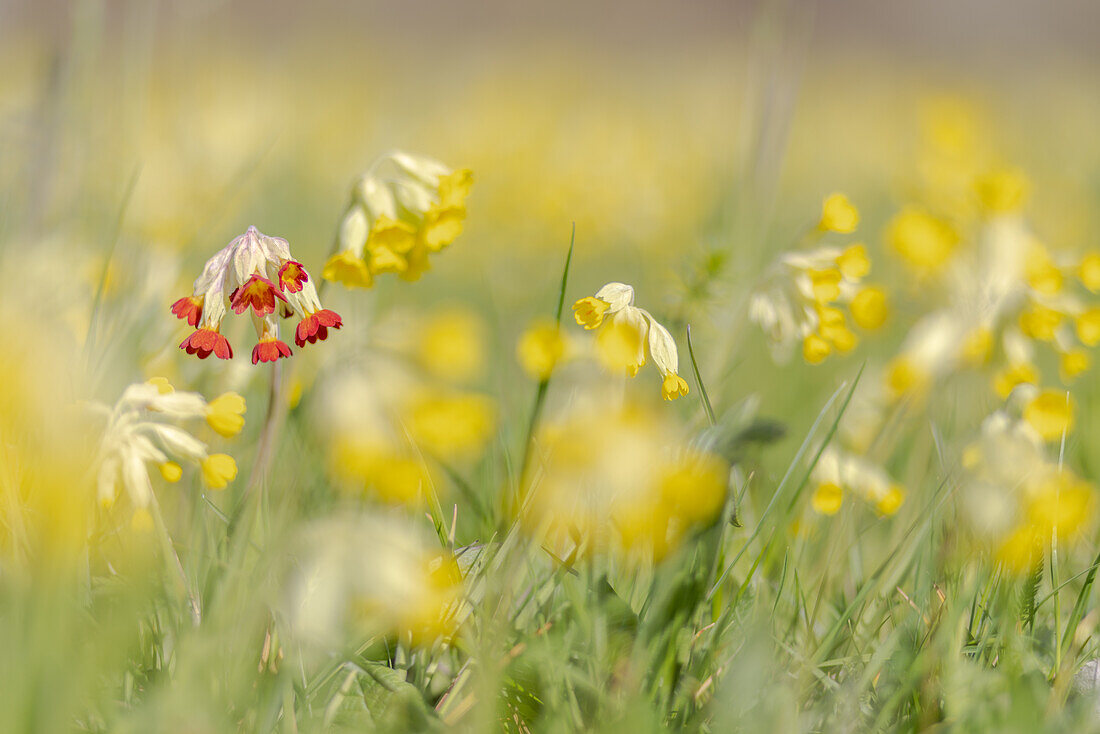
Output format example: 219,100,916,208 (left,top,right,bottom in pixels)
4,2,1100,731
